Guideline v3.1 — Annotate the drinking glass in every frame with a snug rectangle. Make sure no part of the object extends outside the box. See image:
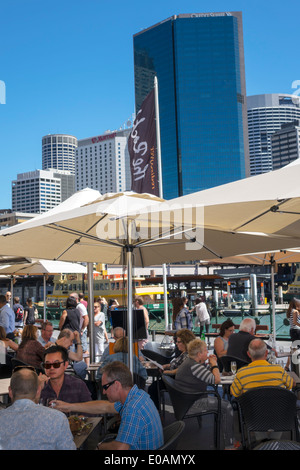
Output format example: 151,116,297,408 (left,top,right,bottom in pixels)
231,361,237,375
